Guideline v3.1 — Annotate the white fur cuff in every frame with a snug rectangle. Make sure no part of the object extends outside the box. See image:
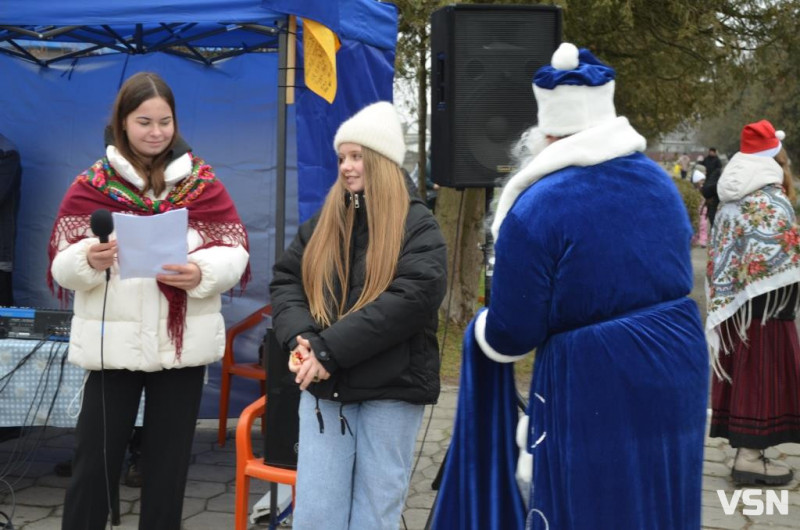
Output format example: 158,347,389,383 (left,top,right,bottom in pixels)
474,310,525,363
